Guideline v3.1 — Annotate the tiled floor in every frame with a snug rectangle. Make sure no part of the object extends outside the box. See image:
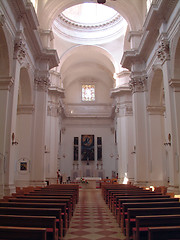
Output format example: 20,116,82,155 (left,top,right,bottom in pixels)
64,188,126,240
